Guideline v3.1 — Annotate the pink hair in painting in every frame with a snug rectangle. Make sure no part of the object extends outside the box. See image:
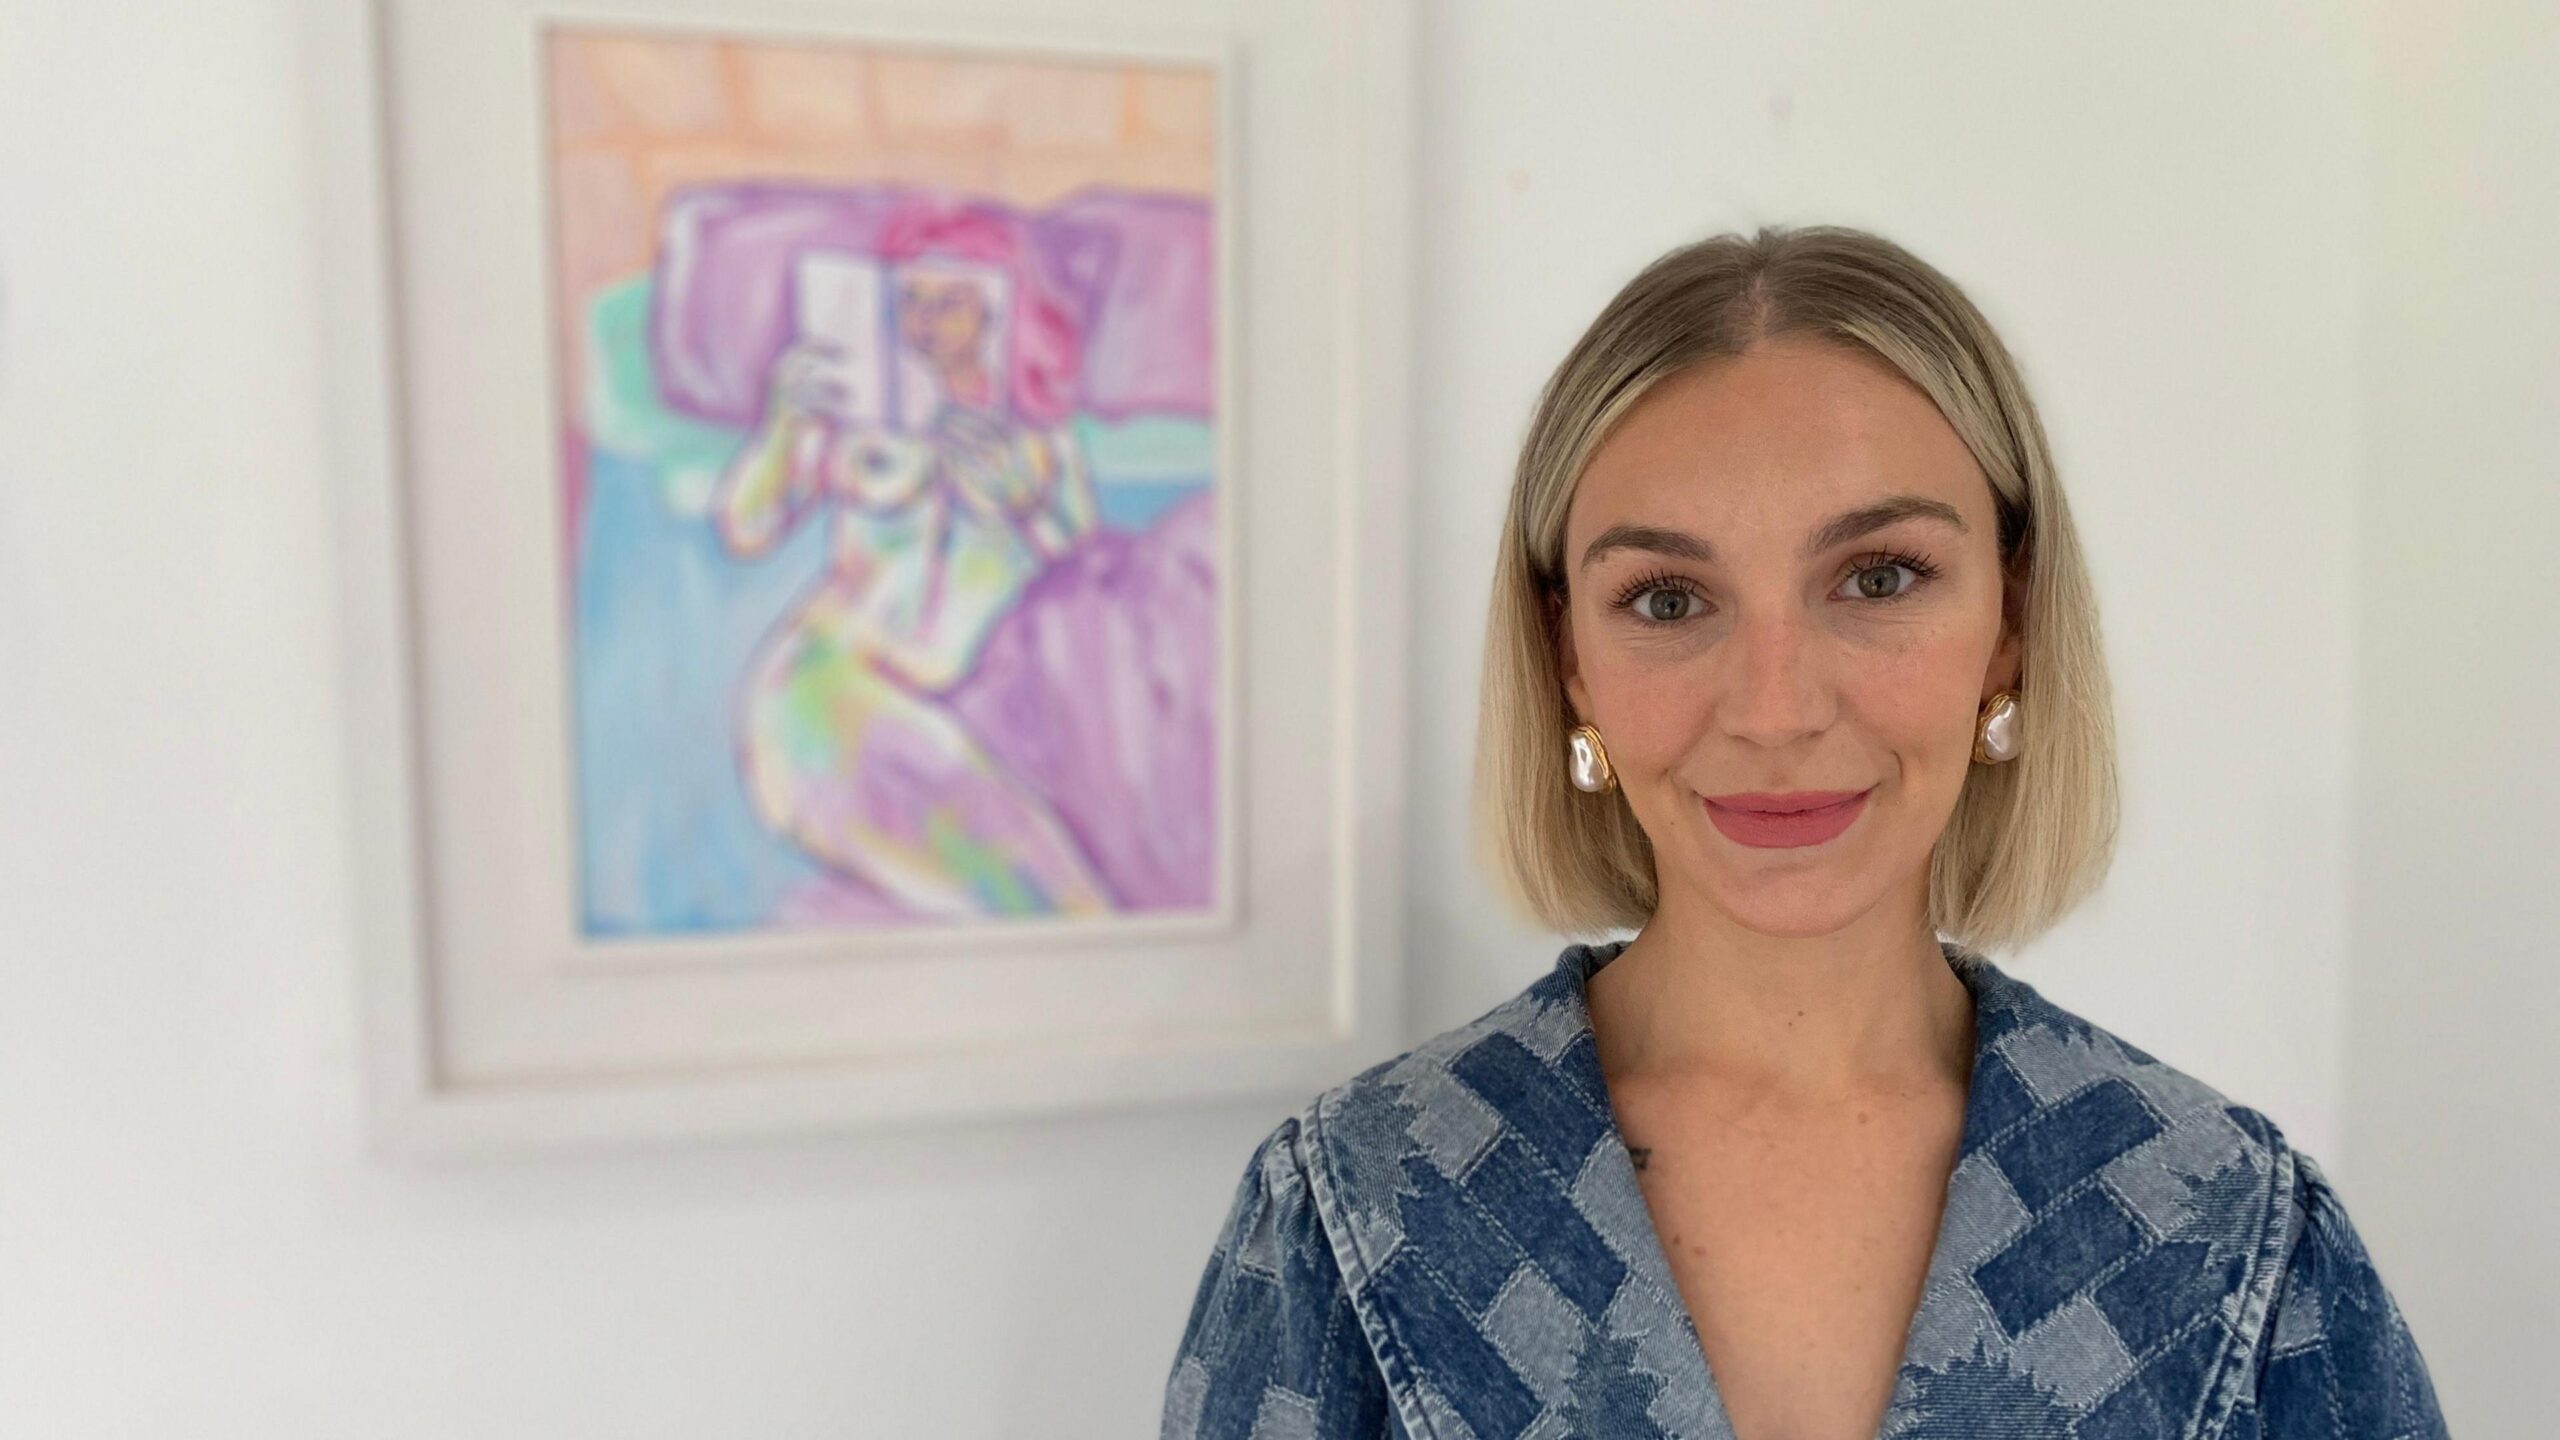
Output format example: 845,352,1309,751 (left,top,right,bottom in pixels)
875,197,1089,427
651,182,1207,430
